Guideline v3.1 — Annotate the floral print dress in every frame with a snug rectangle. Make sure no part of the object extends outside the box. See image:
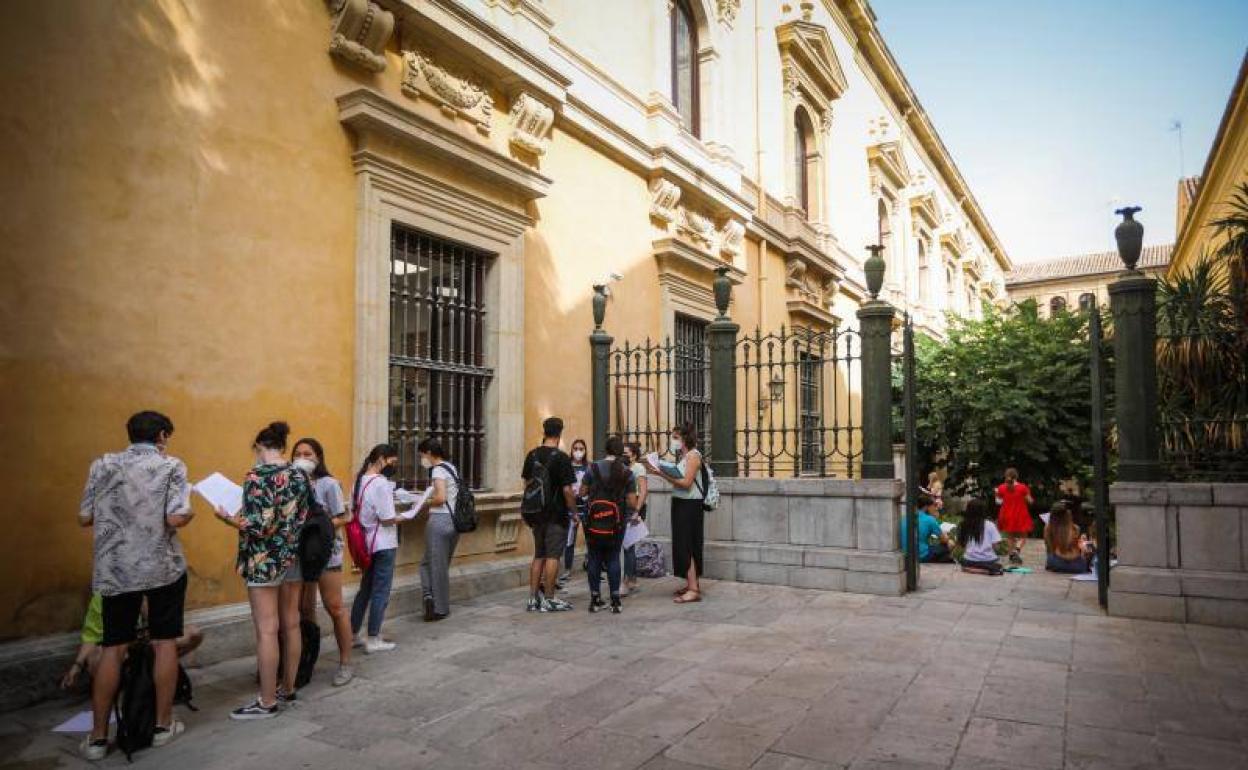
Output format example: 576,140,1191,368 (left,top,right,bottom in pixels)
236,463,309,584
